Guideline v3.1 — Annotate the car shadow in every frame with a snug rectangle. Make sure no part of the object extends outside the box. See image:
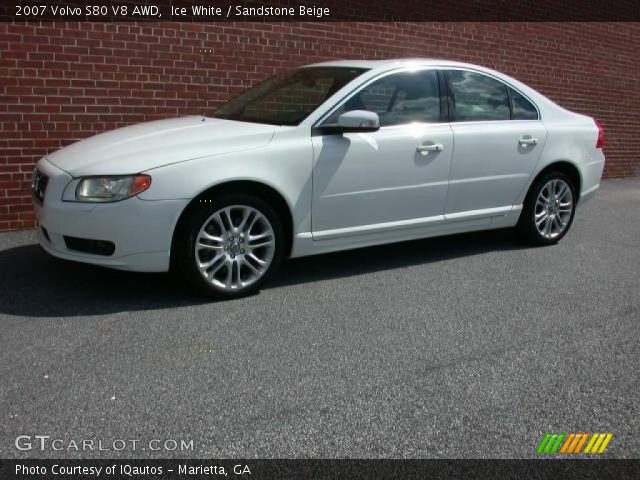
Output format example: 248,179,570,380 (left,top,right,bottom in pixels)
0,229,528,317
270,228,527,288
